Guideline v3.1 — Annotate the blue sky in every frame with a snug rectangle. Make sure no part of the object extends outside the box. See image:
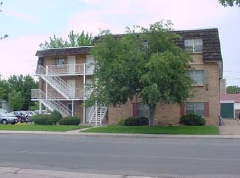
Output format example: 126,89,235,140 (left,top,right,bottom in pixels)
0,0,240,86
